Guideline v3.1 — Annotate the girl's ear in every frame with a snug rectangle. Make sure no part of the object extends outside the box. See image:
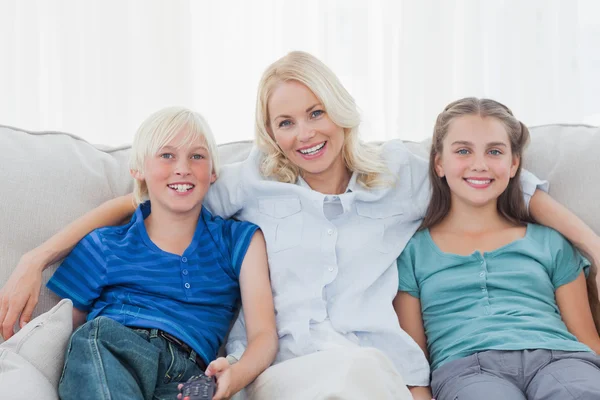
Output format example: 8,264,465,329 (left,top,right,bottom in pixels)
130,169,144,181
434,153,445,178
510,155,520,178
